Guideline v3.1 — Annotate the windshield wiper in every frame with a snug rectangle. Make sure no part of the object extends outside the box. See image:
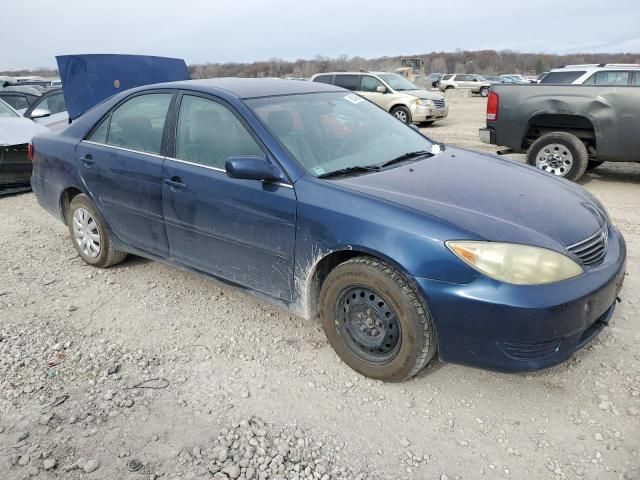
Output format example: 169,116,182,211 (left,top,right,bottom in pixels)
317,165,380,179
378,150,433,169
